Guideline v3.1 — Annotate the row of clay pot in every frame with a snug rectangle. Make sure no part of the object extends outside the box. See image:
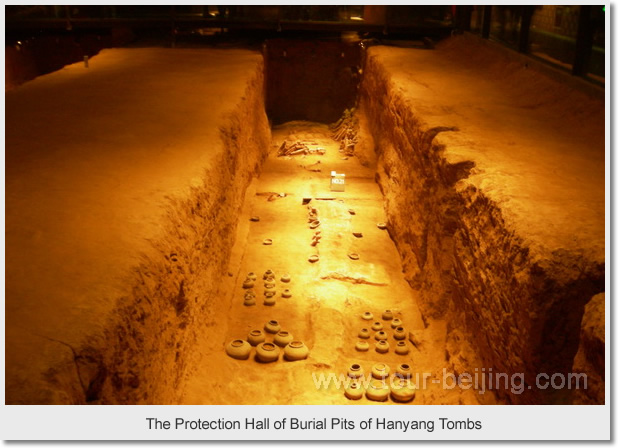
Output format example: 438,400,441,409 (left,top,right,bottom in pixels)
347,362,413,379
226,320,310,362
361,309,399,322
345,378,416,402
355,339,410,355
344,362,416,402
